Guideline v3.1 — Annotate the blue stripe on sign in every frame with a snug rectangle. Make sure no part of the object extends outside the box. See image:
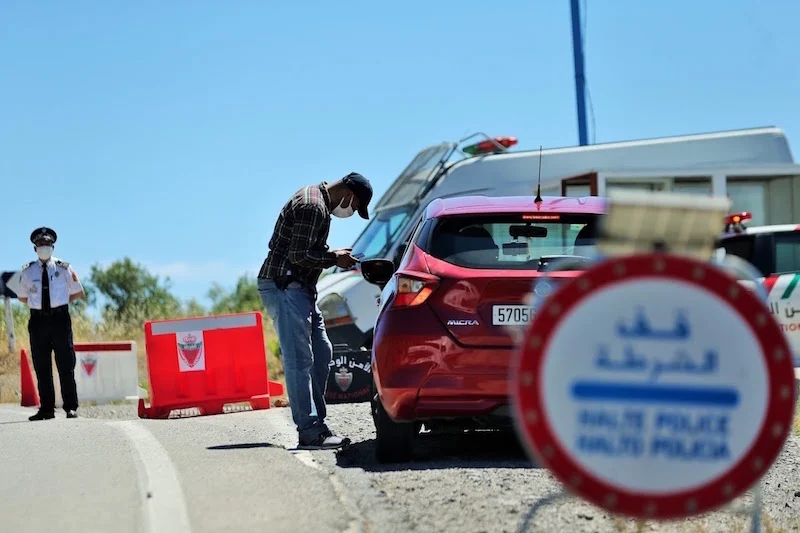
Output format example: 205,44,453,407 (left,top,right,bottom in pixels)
570,381,740,407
